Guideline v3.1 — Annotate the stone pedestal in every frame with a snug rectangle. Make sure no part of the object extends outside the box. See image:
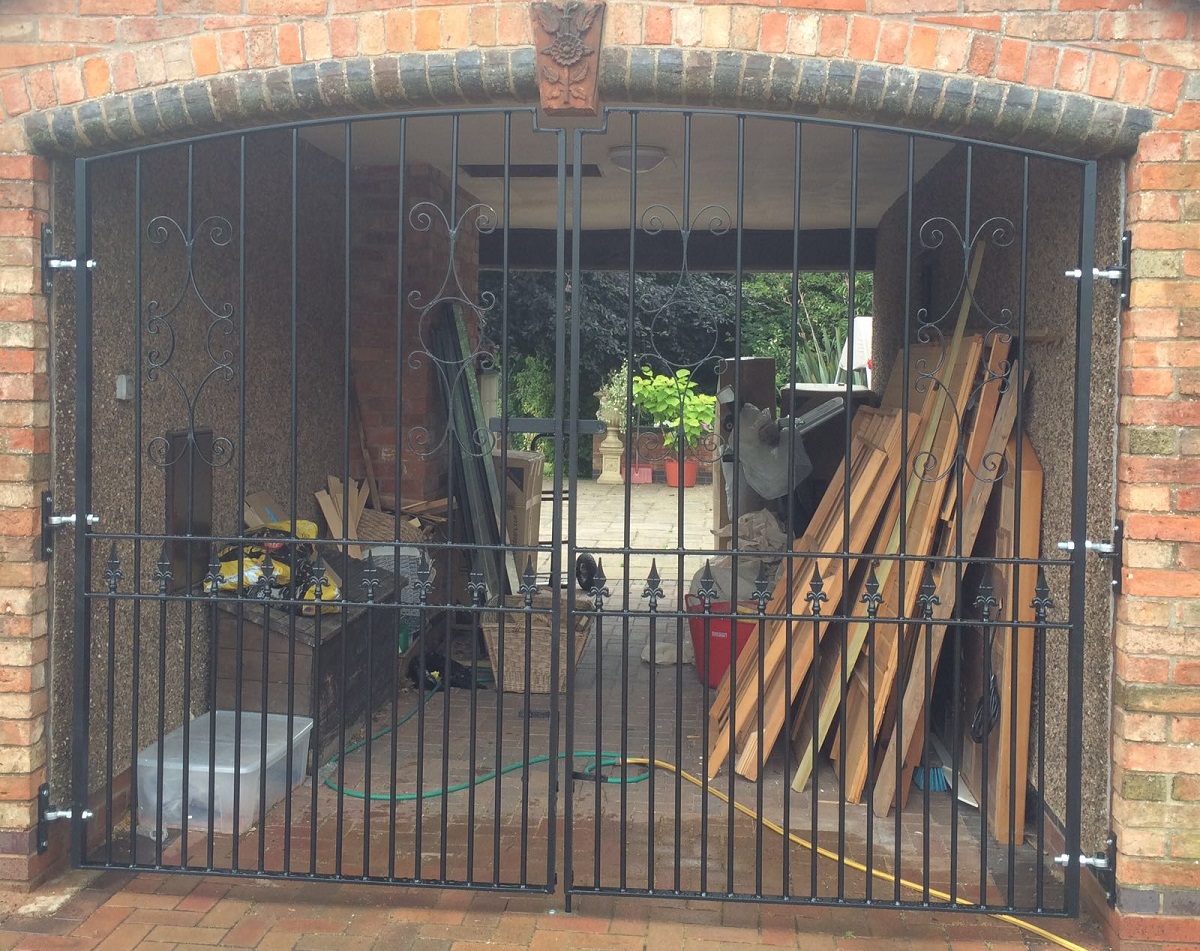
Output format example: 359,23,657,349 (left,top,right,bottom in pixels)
596,424,625,485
